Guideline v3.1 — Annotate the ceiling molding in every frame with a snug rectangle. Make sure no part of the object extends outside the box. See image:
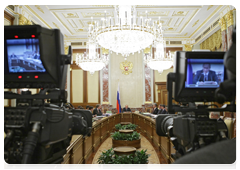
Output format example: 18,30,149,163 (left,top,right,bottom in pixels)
5,7,15,16
178,9,199,35
51,11,74,35
48,7,115,11
25,5,52,28
189,5,223,38
15,5,232,44
135,6,203,9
